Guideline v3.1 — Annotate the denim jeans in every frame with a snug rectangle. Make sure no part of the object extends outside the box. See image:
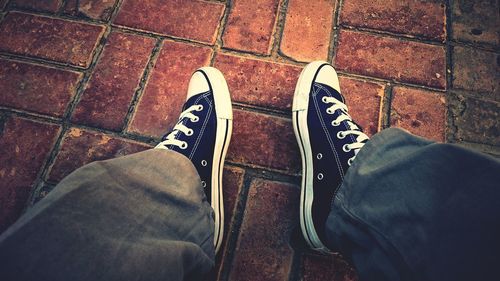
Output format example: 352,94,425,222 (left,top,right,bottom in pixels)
326,128,500,281
0,149,215,281
0,128,499,281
